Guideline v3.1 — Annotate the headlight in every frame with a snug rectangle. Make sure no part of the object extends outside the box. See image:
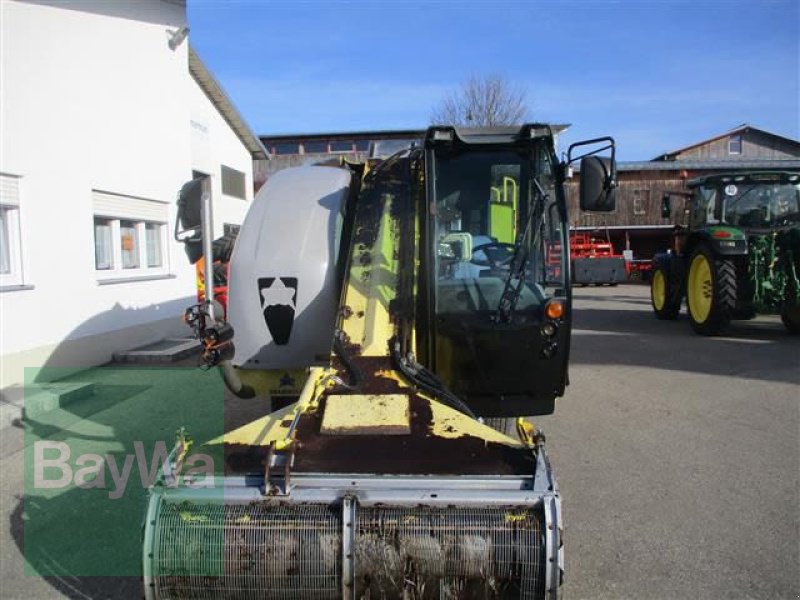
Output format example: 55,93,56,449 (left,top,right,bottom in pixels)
541,341,558,358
